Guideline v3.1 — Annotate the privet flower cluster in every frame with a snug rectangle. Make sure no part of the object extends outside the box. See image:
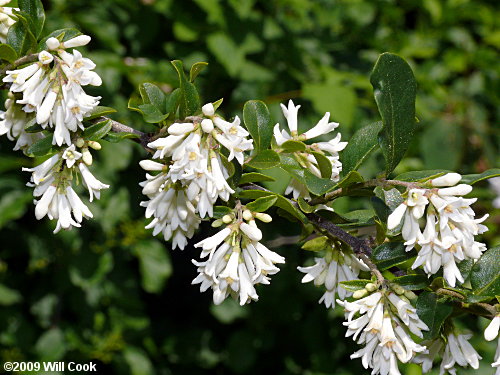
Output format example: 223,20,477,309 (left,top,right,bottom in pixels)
2,35,101,148
192,207,284,305
274,100,347,199
338,287,428,375
139,102,253,249
387,173,488,287
0,34,110,232
23,140,108,232
297,239,369,308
